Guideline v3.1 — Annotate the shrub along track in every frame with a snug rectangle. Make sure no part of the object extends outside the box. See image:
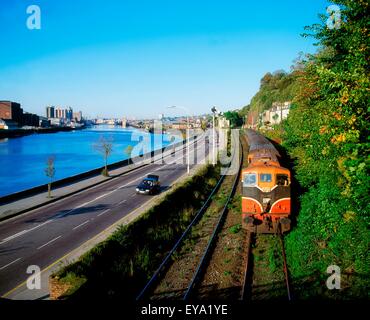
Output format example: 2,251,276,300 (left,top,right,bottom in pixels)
136,132,243,300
